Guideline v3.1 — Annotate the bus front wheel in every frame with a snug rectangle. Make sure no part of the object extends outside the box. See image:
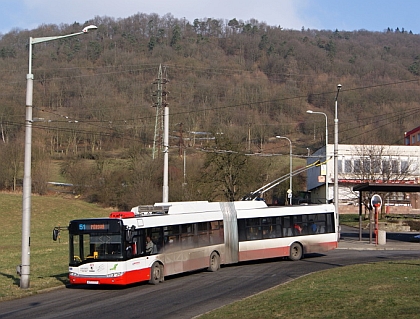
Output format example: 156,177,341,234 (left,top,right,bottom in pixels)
289,242,303,261
149,262,163,285
208,252,220,272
